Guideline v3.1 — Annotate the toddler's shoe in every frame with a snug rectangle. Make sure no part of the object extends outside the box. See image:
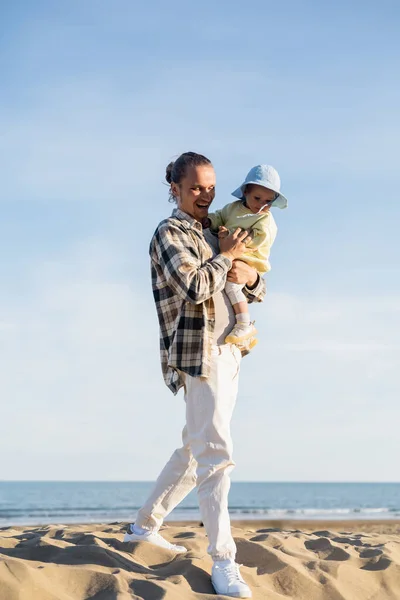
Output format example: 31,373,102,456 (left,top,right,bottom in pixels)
225,322,257,344
238,336,258,357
